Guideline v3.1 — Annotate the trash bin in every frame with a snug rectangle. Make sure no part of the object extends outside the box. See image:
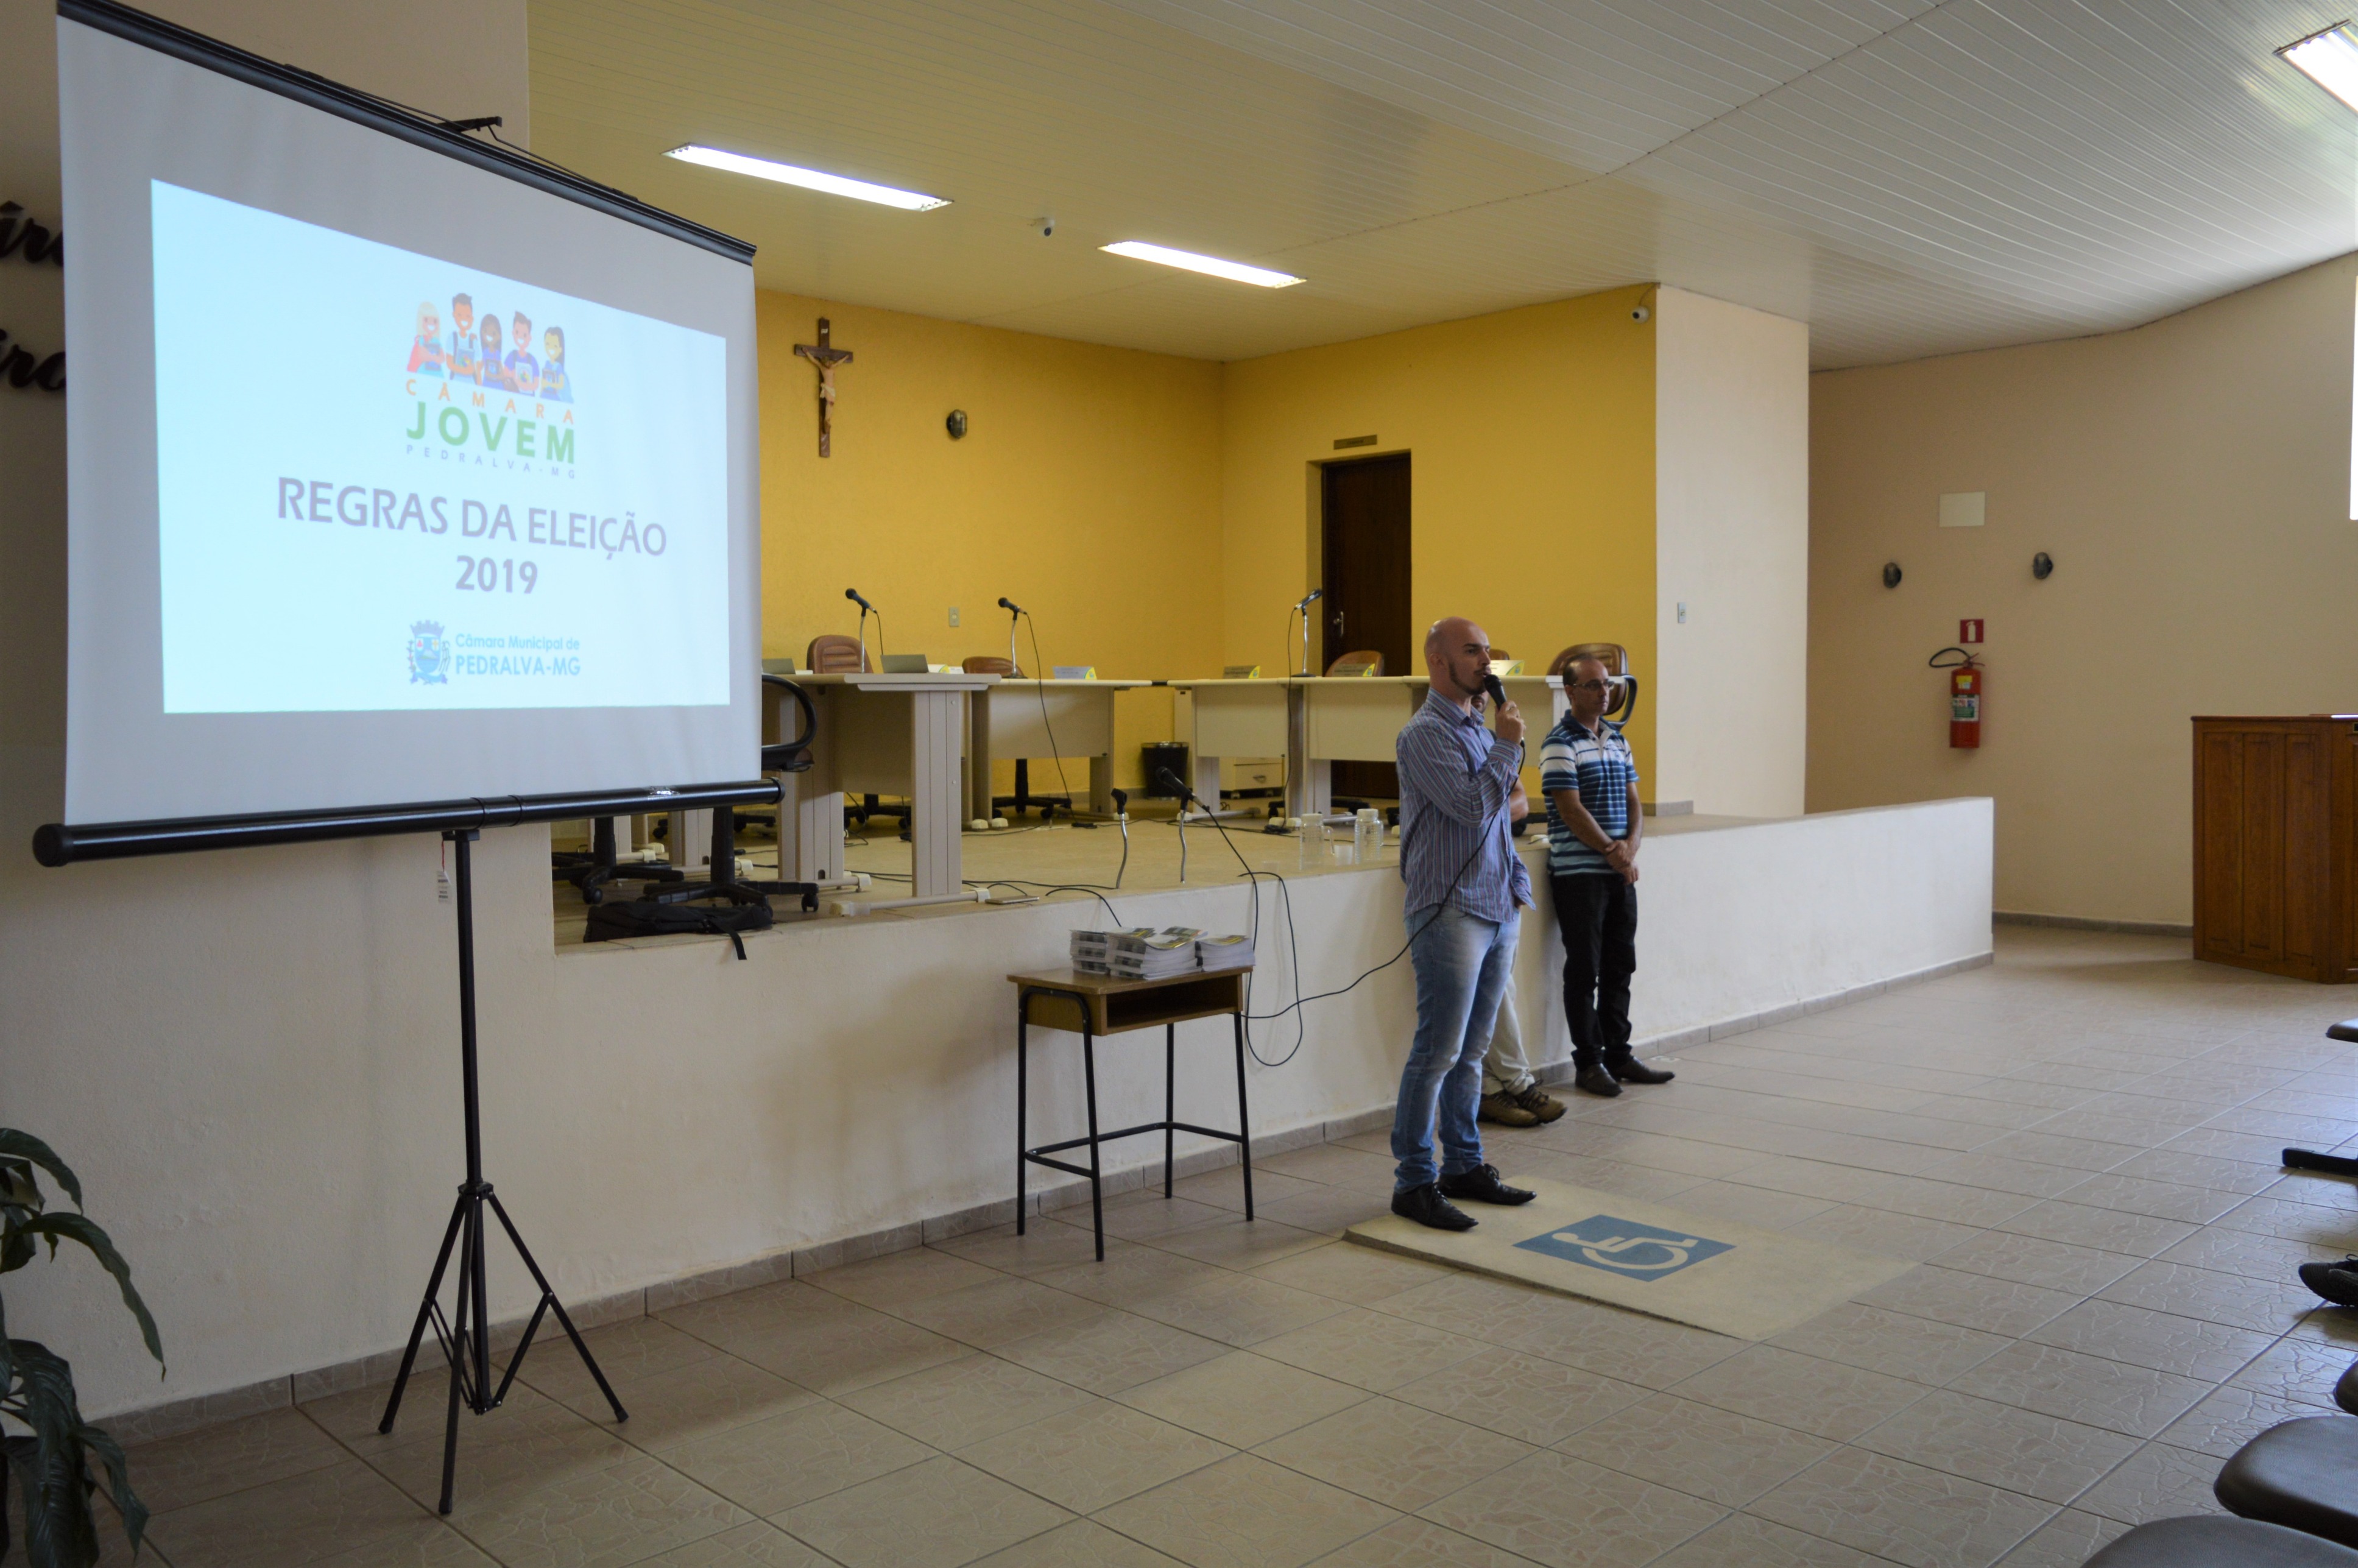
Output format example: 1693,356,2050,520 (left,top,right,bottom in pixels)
1141,743,1190,797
